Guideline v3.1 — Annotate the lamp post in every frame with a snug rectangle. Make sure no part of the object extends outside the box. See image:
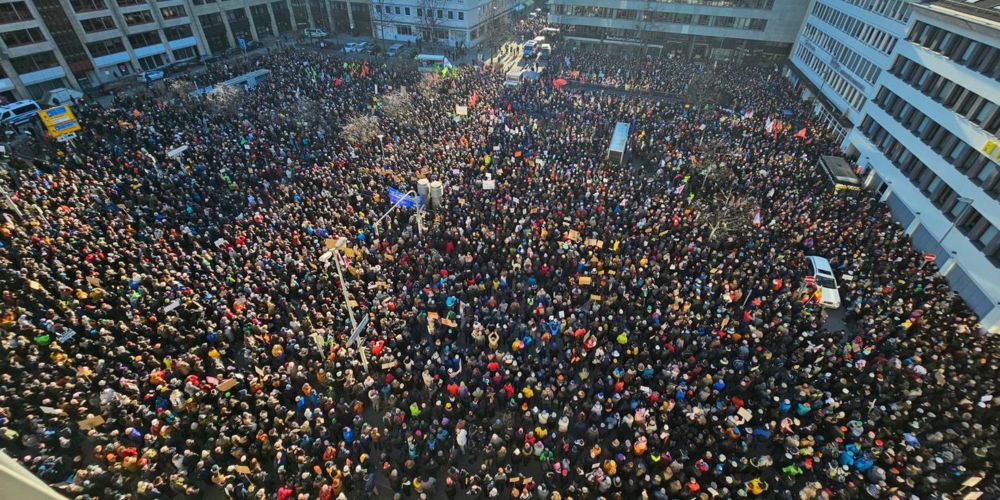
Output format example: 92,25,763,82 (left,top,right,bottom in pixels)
377,133,385,165
320,238,368,371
